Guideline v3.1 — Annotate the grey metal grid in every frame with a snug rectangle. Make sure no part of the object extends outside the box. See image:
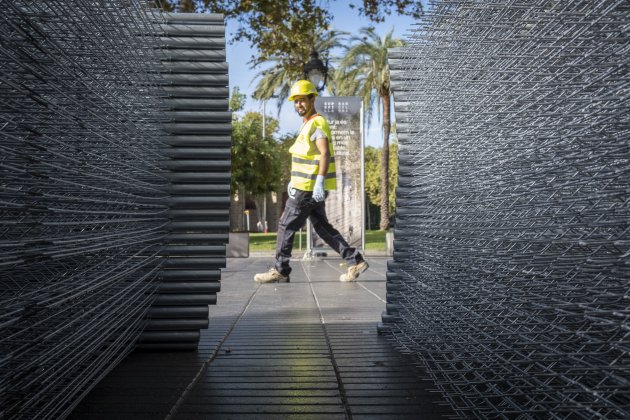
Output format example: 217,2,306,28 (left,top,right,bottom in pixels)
0,2,229,418
139,11,231,351
383,0,629,418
